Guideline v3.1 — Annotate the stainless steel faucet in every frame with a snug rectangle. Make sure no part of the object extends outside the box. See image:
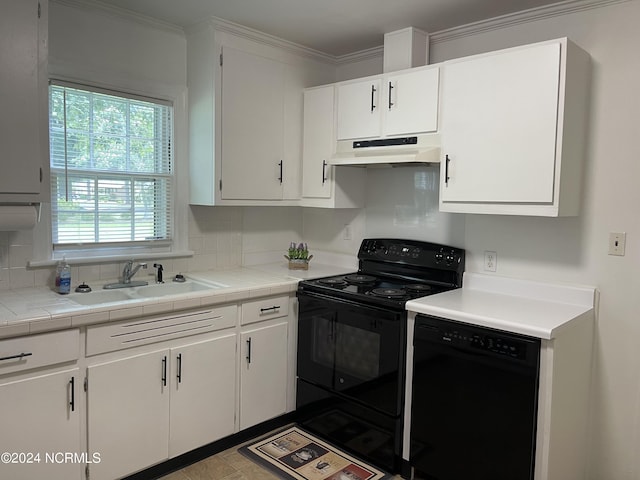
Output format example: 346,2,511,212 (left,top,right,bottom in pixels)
122,260,147,284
